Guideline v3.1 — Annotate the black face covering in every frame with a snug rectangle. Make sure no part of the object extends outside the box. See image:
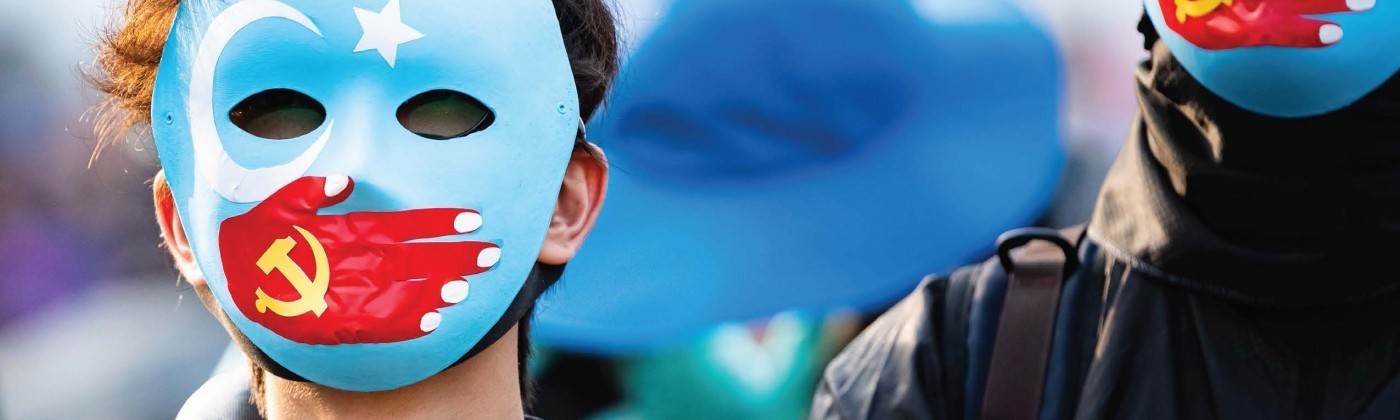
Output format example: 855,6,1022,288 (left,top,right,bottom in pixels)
196,263,563,382
1090,19,1400,306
